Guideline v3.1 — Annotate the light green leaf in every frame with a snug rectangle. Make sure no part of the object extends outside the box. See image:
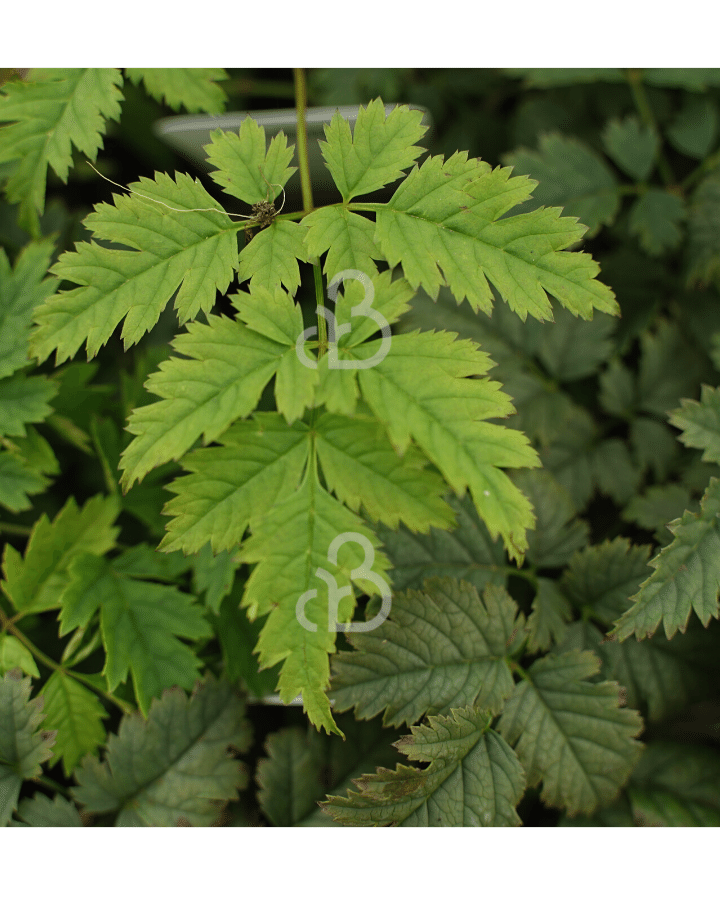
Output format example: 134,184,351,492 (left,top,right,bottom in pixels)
601,116,658,181
320,99,427,202
374,492,507,594
669,383,720,463
205,119,296,205
159,413,310,555
354,329,540,562
1,494,119,614
629,190,686,256
315,412,455,533
125,68,227,115
39,671,107,777
72,675,251,826
237,220,309,295
30,172,240,364
331,578,523,727
377,148,619,319
119,314,286,491
0,239,57,379
0,68,123,234
0,635,39,678
667,97,718,159
497,650,643,816
237,478,392,735
503,133,620,237
611,478,720,641
0,670,56,826
0,373,57,438
302,206,381,279
59,553,212,715
321,707,525,826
